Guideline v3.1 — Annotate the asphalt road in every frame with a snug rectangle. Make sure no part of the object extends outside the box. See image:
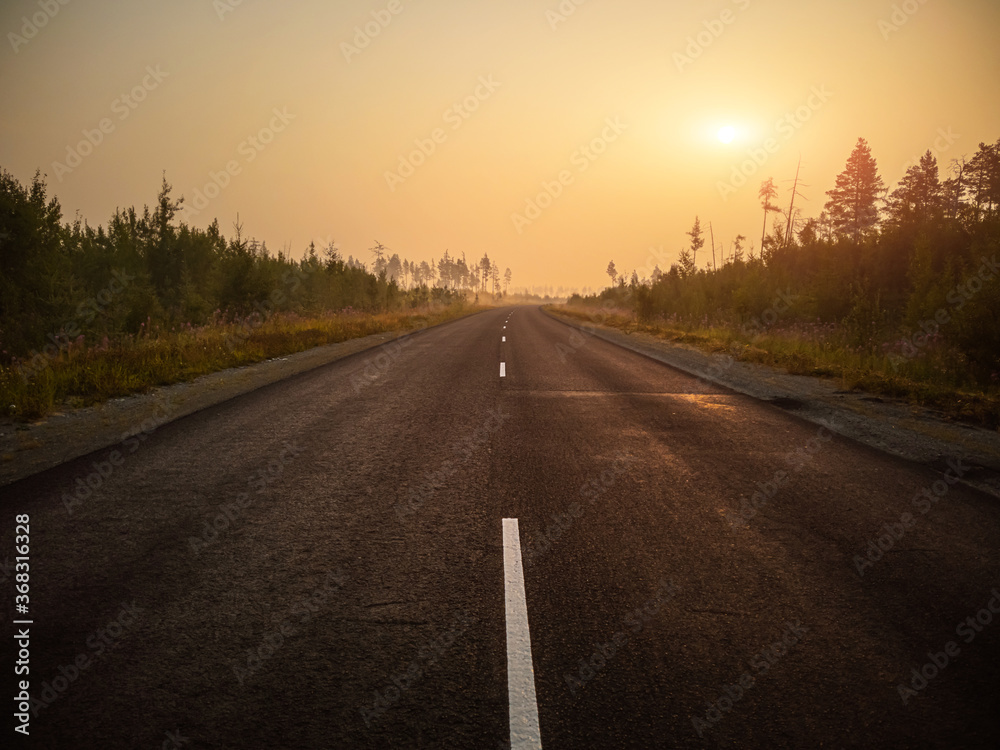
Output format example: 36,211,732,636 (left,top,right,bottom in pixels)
2,305,999,749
